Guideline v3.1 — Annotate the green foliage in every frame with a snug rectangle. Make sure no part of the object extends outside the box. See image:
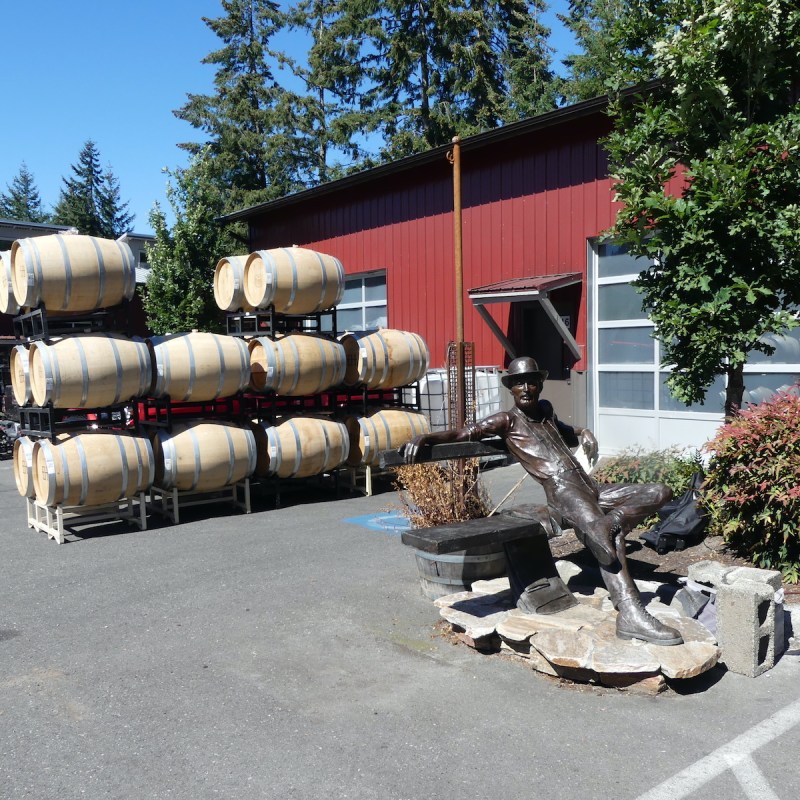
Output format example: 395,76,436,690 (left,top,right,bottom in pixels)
593,446,703,495
703,390,800,583
52,140,134,237
604,0,800,417
0,163,50,223
143,151,243,334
